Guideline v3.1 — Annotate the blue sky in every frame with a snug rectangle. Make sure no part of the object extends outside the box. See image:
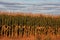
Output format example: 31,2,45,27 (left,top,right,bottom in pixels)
0,0,60,3
0,0,60,15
